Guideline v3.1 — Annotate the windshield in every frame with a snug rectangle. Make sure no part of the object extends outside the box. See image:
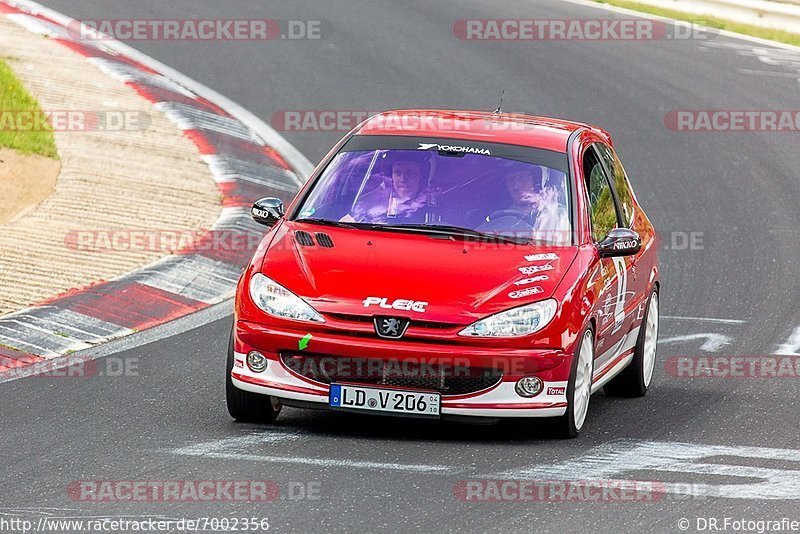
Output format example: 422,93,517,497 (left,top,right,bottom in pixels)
293,142,572,245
